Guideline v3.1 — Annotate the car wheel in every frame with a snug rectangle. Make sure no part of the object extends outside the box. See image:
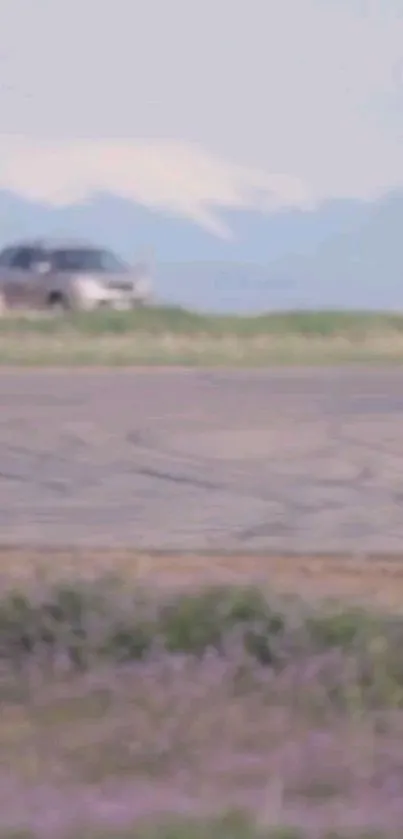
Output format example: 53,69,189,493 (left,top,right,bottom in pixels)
47,292,69,314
